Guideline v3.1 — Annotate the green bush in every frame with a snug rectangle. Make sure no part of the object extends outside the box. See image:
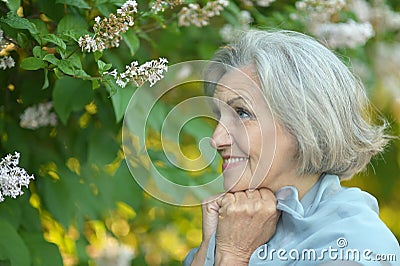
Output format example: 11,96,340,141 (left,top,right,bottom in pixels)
0,0,399,265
